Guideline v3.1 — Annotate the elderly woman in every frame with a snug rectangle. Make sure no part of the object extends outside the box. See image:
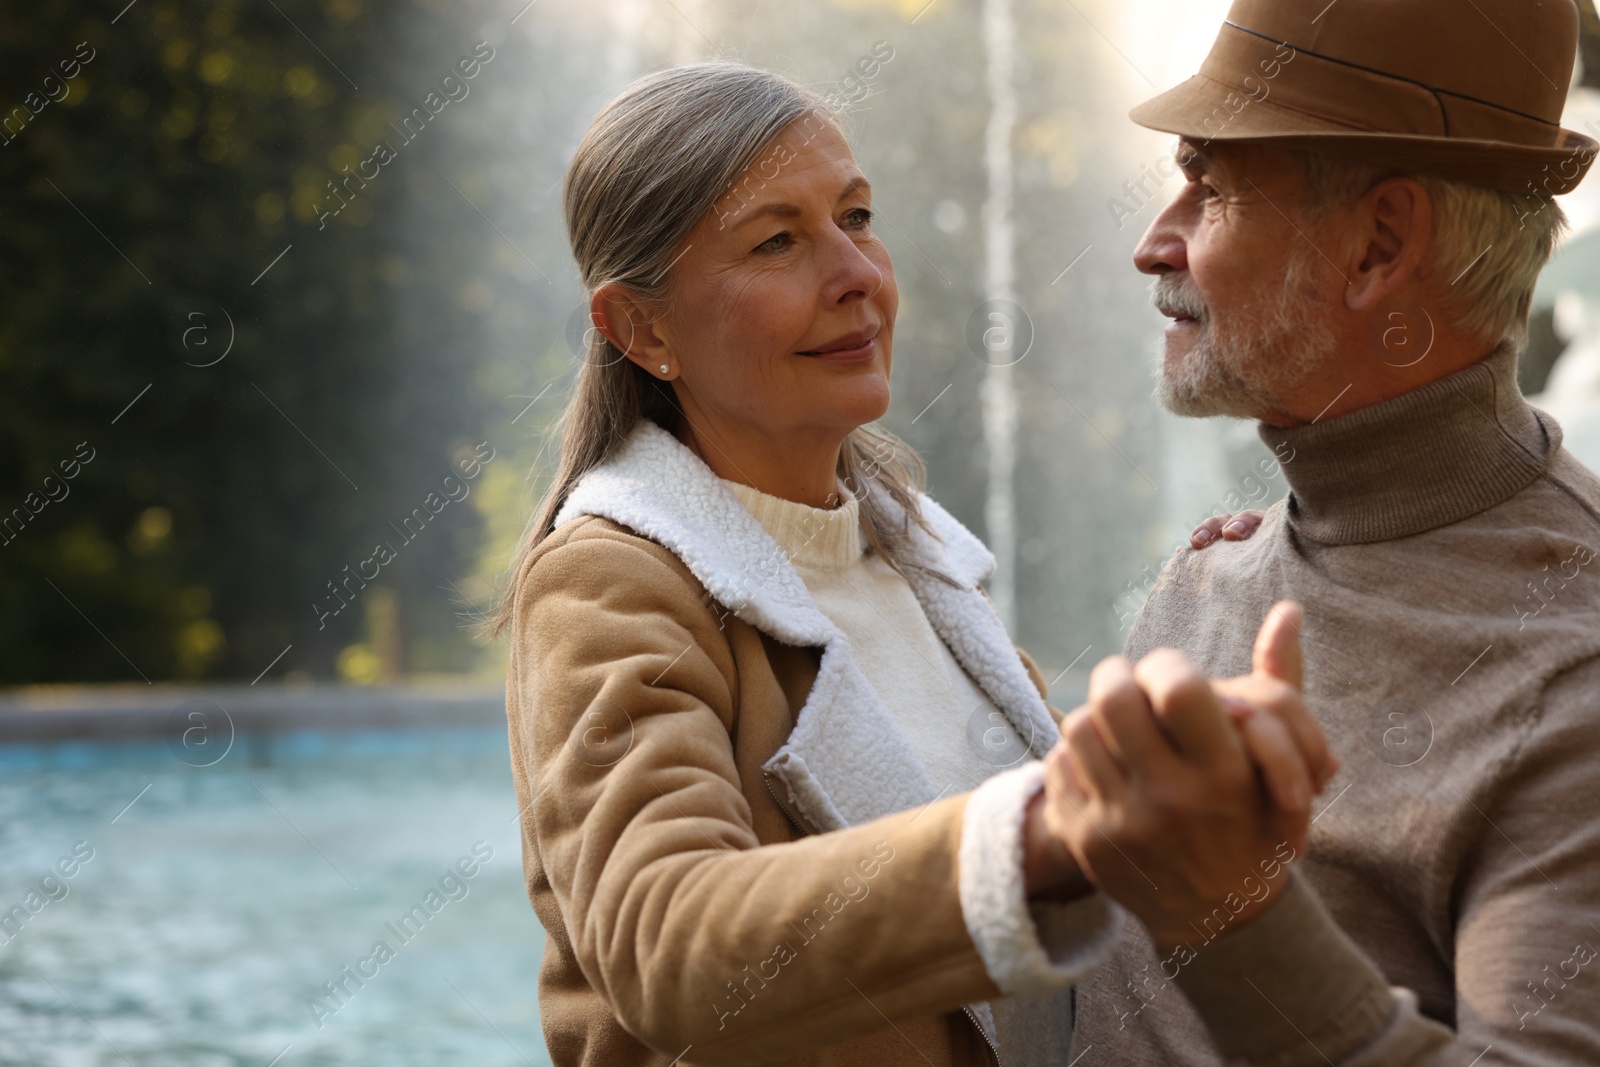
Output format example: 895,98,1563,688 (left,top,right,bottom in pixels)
492,61,1314,1067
